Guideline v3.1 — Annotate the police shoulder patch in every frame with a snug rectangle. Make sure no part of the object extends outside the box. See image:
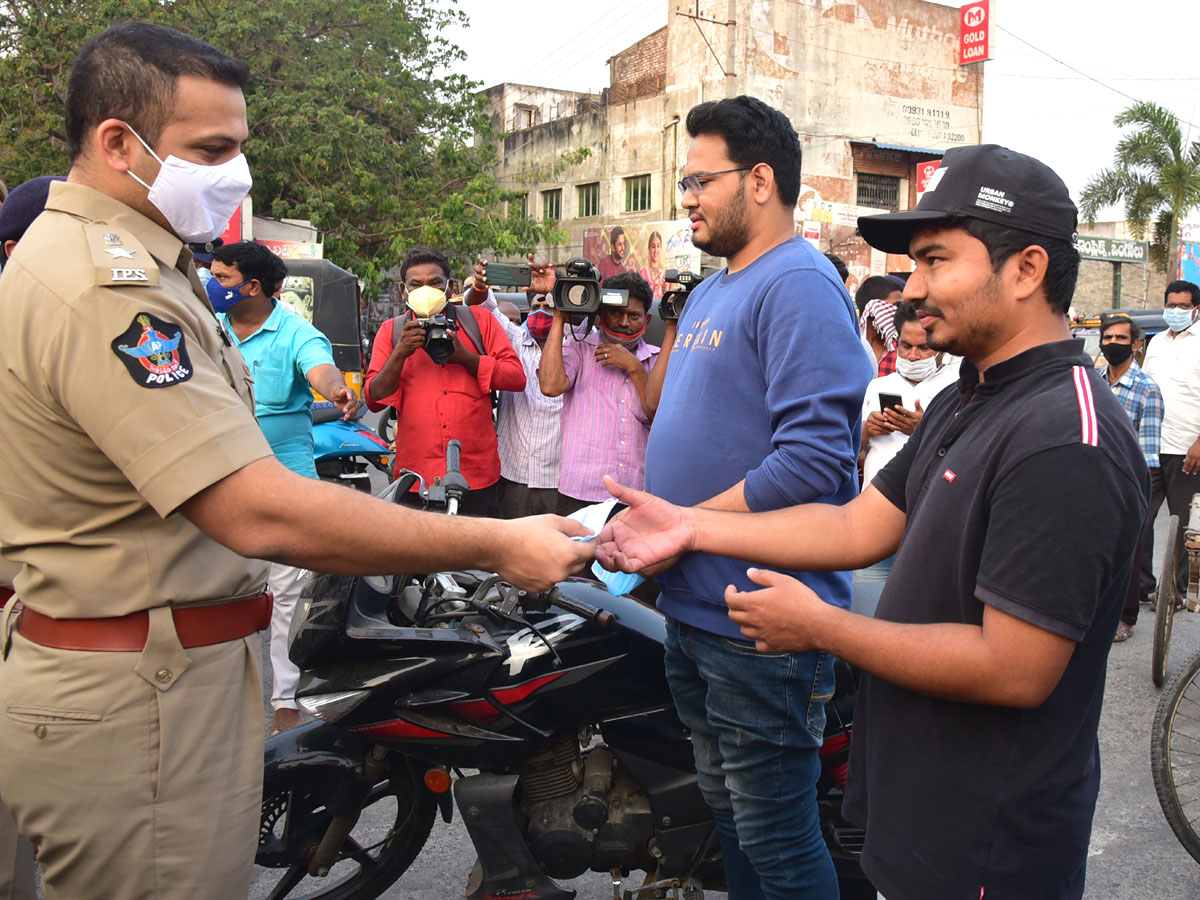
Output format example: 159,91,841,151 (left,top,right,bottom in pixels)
111,313,194,388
